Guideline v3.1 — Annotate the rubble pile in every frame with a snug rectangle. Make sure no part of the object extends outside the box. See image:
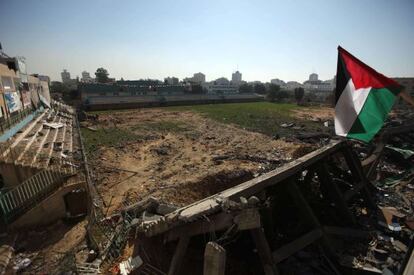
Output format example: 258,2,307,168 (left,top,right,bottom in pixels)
340,114,414,273
80,108,414,275
5,107,414,274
